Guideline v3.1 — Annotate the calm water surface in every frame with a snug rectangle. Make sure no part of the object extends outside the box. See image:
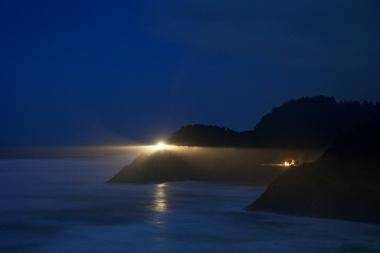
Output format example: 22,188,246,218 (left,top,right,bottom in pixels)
0,158,379,253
